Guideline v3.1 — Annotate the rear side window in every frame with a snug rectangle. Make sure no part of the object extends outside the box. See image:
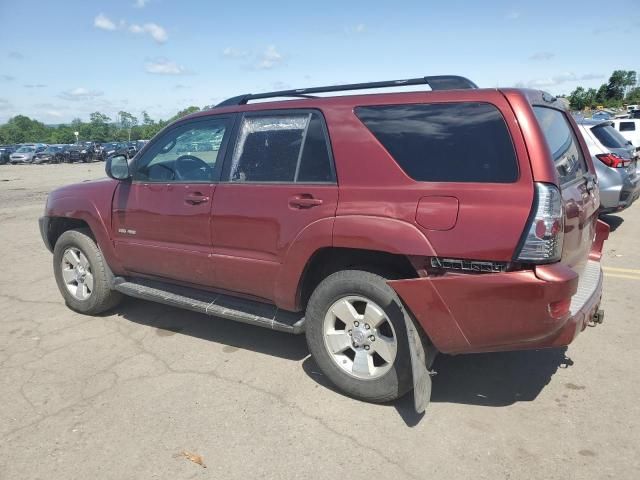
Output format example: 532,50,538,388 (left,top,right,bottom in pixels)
591,124,629,148
355,102,518,183
619,122,636,132
533,106,588,185
229,112,333,183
